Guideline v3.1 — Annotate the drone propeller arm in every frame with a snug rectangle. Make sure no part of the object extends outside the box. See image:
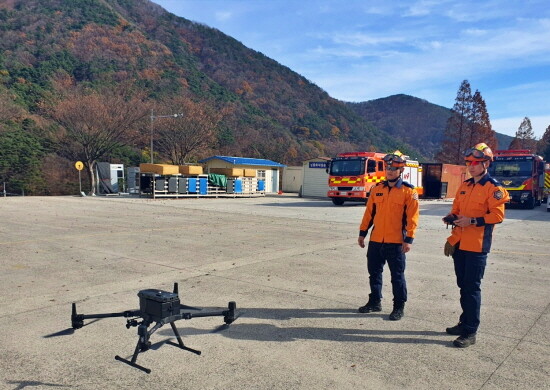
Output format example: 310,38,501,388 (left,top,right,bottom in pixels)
180,301,236,324
71,303,141,329
78,310,141,319
185,310,226,319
